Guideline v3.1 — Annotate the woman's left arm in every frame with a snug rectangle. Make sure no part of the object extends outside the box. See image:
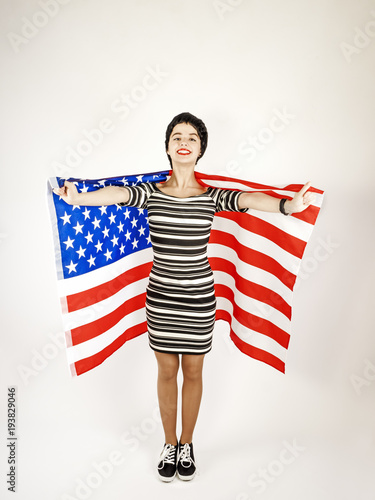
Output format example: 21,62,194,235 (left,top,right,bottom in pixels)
237,182,316,214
